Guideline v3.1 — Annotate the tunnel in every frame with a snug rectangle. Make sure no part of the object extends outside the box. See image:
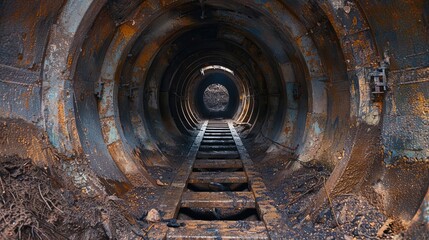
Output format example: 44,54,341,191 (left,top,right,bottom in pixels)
0,0,428,239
